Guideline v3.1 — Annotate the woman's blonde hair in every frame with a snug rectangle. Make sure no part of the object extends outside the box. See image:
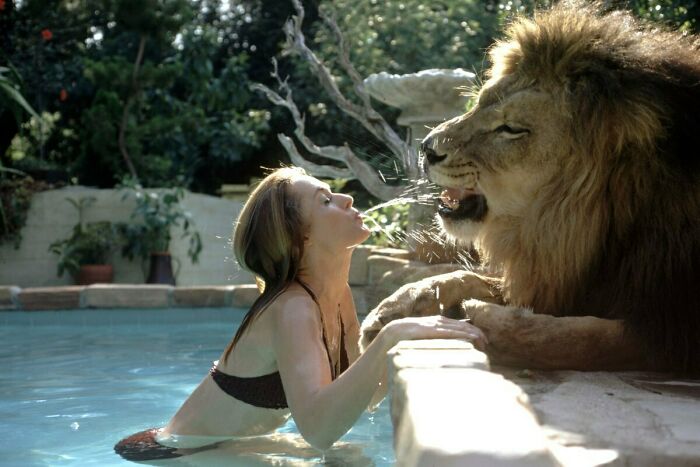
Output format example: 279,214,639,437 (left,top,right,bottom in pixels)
223,166,308,361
